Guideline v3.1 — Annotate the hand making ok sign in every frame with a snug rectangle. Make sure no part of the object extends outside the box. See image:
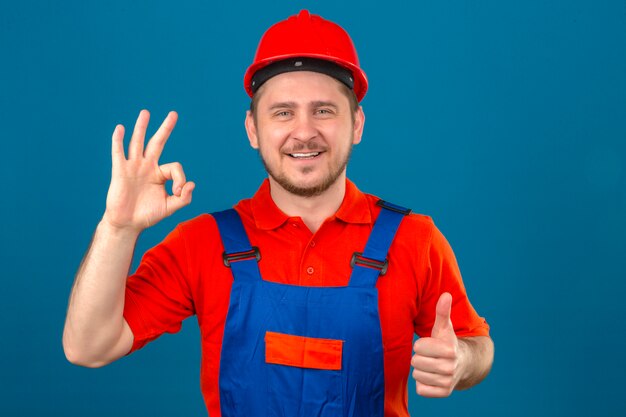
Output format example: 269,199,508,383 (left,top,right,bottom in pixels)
102,110,195,233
